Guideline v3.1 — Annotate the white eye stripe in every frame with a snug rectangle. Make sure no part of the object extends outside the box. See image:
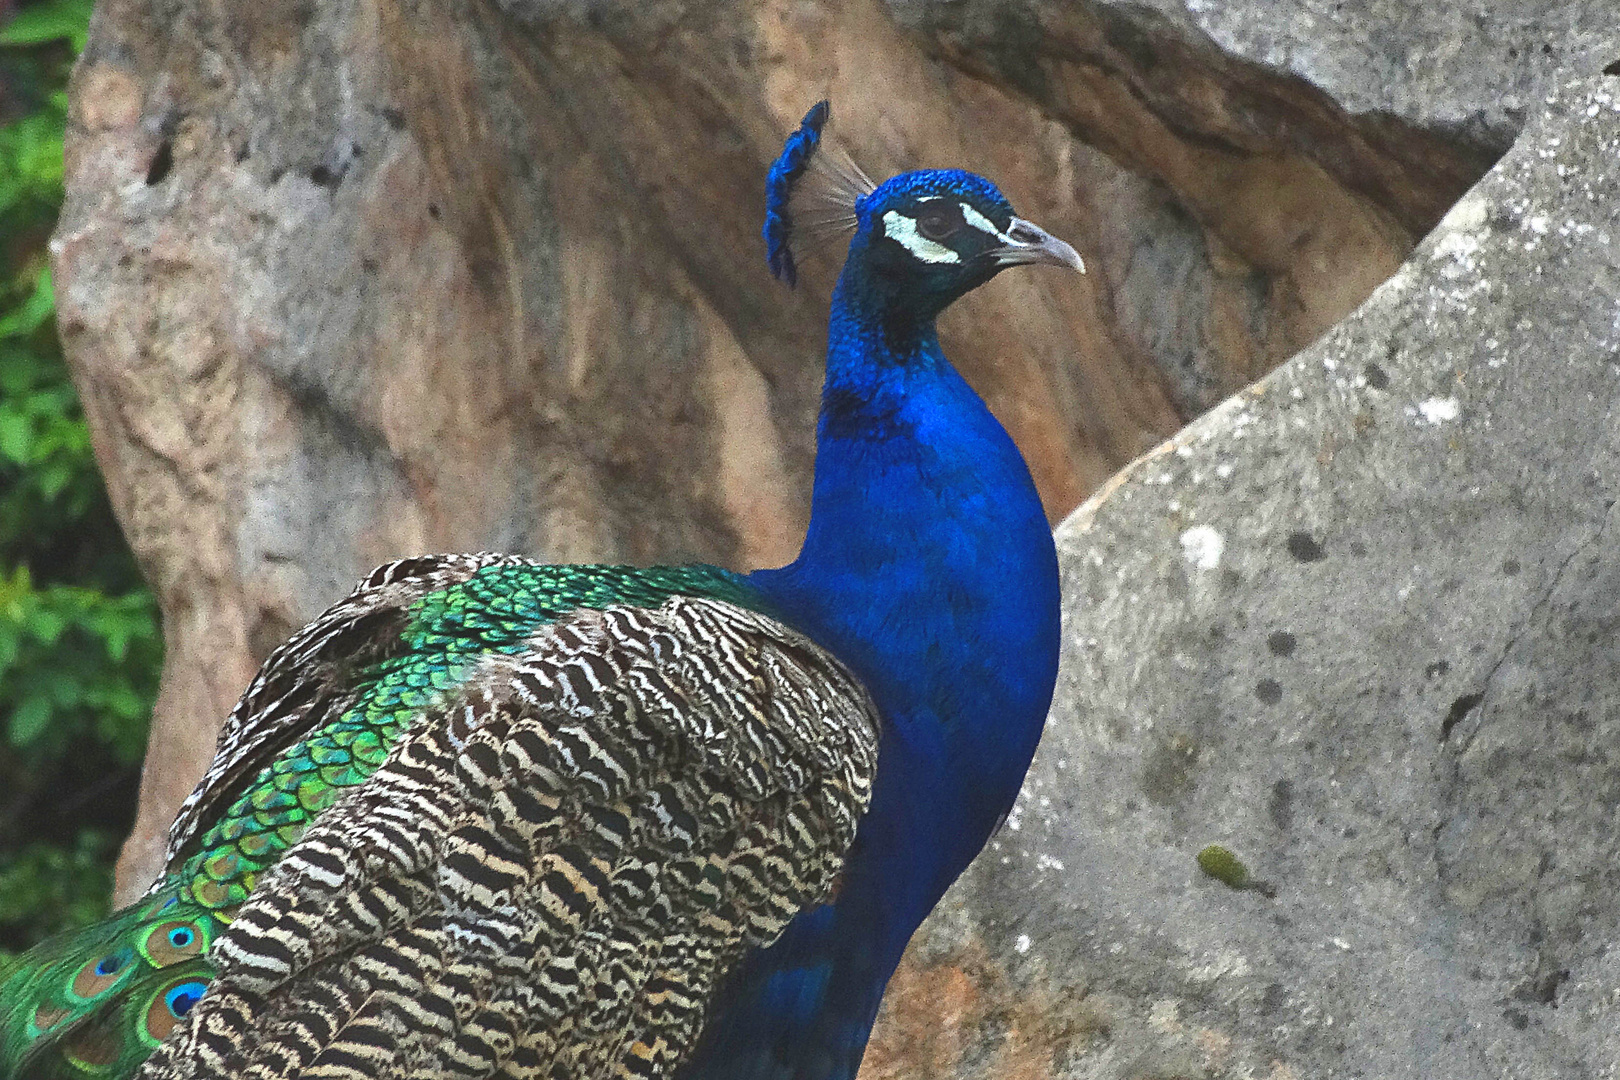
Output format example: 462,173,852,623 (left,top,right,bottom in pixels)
959,202,1015,244
881,209,961,264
